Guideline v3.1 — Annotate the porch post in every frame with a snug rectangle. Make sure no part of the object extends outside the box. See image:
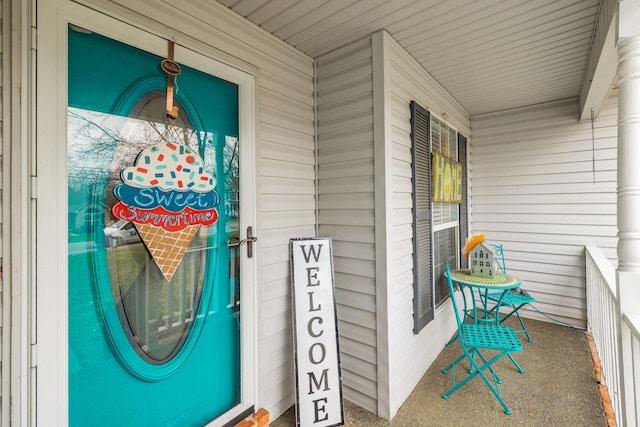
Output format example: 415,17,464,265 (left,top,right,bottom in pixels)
616,1,640,425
